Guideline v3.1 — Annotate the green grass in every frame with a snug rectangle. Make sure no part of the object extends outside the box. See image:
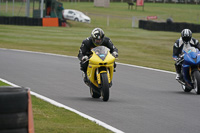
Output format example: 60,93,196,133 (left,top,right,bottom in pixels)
0,81,9,86
64,2,200,25
32,95,112,133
